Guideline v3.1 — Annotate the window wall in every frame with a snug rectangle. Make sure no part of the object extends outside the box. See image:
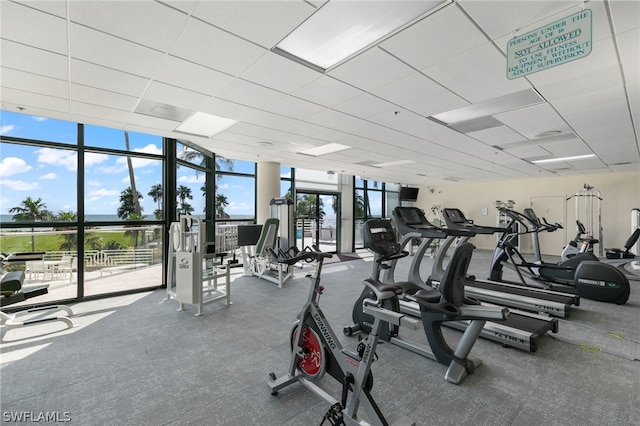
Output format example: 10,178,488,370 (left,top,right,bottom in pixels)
0,111,166,304
353,177,400,249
